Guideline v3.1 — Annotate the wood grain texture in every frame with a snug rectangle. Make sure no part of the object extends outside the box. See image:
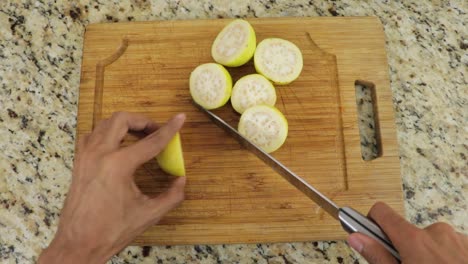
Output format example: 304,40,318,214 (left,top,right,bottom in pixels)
77,17,404,245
